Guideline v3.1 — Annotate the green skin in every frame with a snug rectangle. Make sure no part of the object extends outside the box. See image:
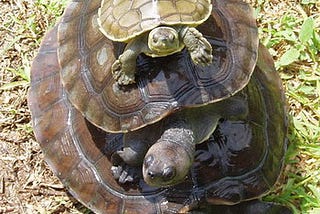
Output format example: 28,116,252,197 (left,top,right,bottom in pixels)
112,25,213,85
111,97,248,187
